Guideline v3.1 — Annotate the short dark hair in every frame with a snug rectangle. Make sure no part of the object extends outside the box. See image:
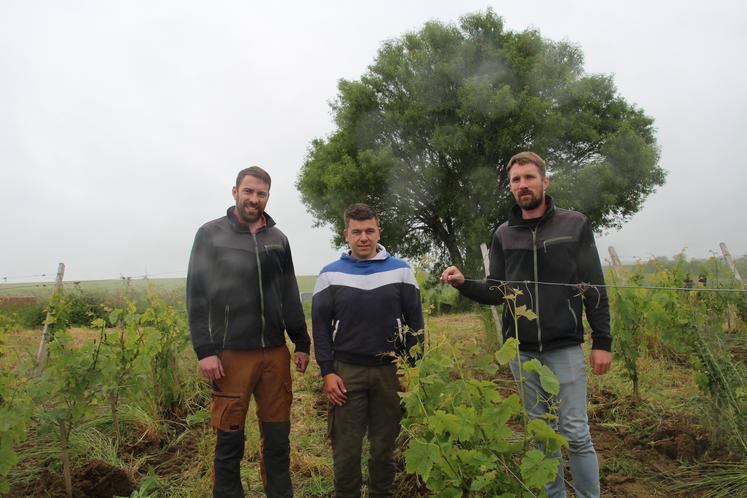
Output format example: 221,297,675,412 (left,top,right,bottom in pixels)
236,166,271,188
505,151,546,177
344,203,379,227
